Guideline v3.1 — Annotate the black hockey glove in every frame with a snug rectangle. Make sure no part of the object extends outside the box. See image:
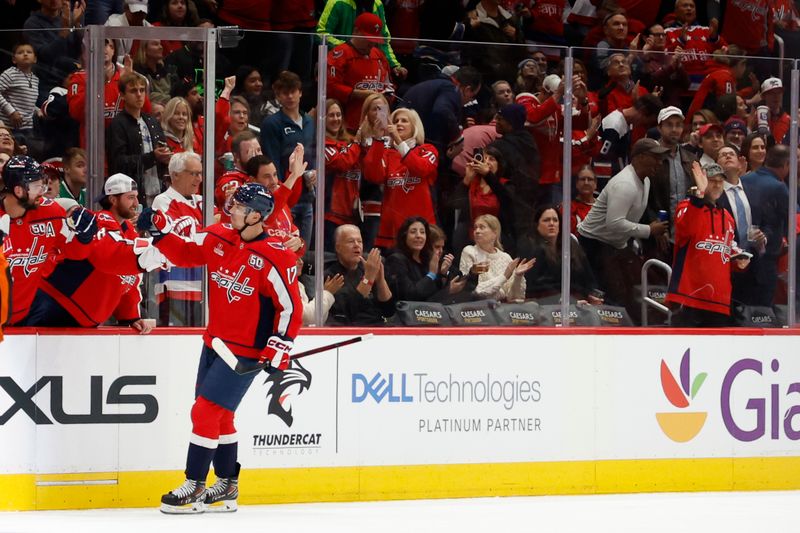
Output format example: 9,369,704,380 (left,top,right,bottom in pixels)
137,207,172,241
68,207,98,244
